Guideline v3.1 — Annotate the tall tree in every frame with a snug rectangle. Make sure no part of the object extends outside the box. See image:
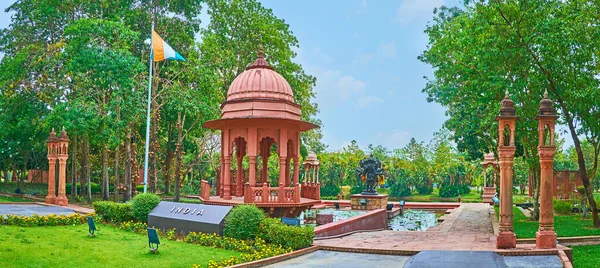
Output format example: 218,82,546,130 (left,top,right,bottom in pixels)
420,0,600,225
